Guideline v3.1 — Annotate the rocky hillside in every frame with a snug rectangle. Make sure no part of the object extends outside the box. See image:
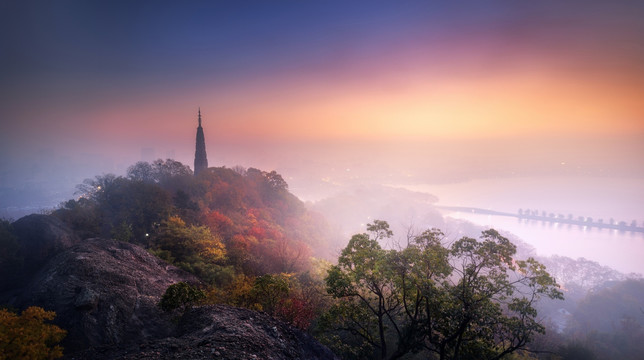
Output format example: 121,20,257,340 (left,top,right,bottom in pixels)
73,305,338,360
9,237,197,352
1,215,337,359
